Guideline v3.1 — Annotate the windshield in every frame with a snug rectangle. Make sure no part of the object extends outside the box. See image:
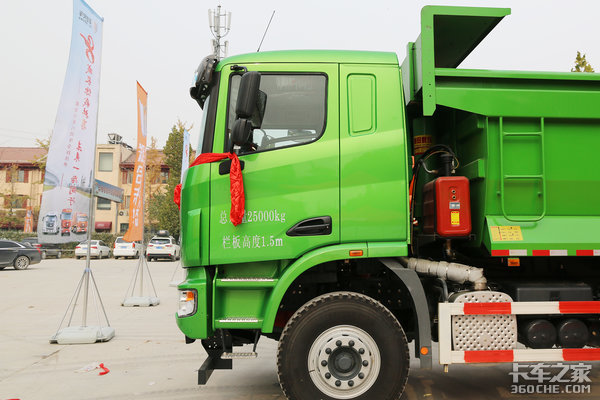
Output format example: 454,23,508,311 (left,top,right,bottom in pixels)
78,215,88,221
47,215,57,222
151,238,170,244
61,211,72,220
196,94,211,152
